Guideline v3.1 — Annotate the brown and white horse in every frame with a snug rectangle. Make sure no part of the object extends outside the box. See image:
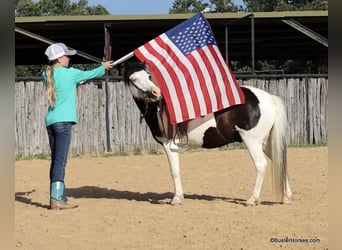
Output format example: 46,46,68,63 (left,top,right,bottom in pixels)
124,62,293,206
